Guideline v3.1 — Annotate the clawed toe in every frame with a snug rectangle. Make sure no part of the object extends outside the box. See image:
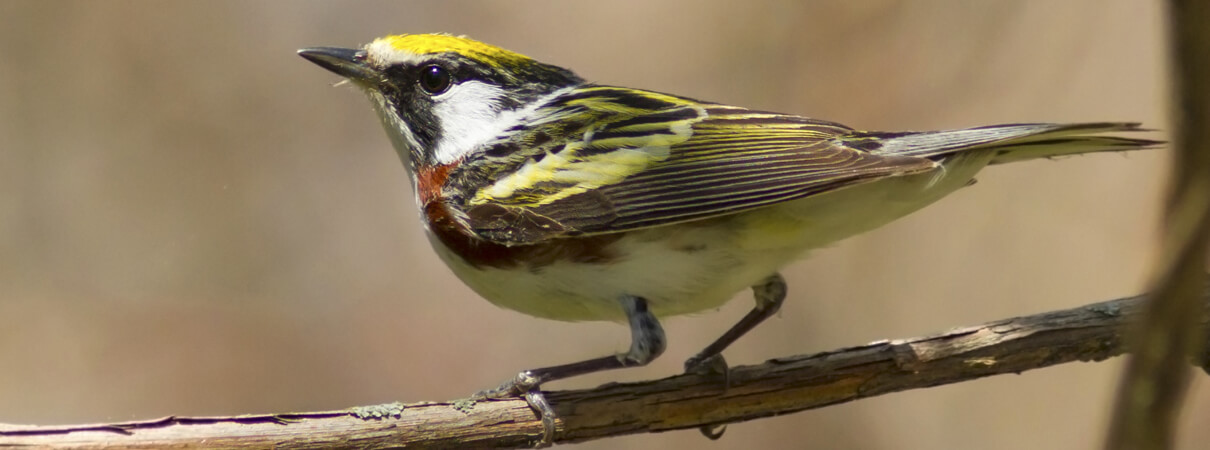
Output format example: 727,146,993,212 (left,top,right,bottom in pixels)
473,371,543,400
684,353,730,380
699,423,727,440
524,390,557,446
